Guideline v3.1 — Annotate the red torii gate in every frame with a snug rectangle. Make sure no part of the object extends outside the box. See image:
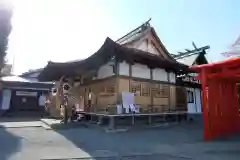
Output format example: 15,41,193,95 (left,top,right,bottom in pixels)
190,57,240,141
